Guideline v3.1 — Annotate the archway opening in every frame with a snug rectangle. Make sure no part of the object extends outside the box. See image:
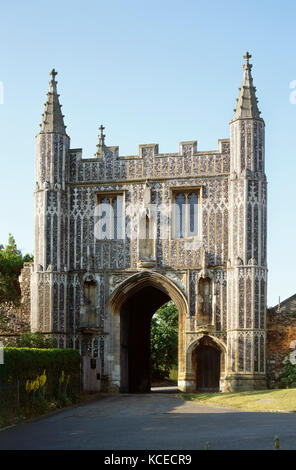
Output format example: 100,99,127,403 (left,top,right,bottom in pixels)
193,336,221,392
120,285,177,393
150,301,178,388
110,271,187,393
